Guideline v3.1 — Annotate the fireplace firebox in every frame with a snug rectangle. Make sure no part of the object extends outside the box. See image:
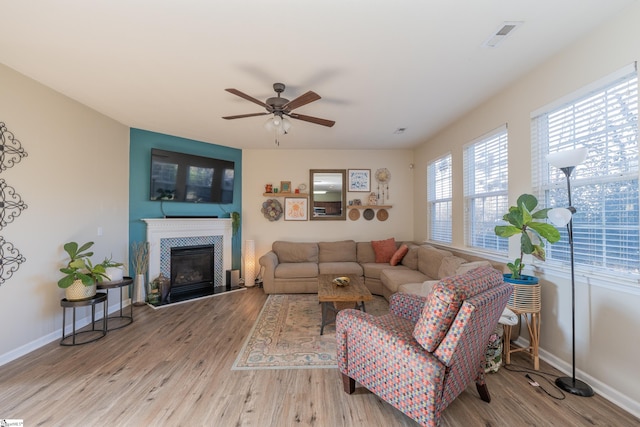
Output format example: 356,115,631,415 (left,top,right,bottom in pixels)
169,244,215,302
